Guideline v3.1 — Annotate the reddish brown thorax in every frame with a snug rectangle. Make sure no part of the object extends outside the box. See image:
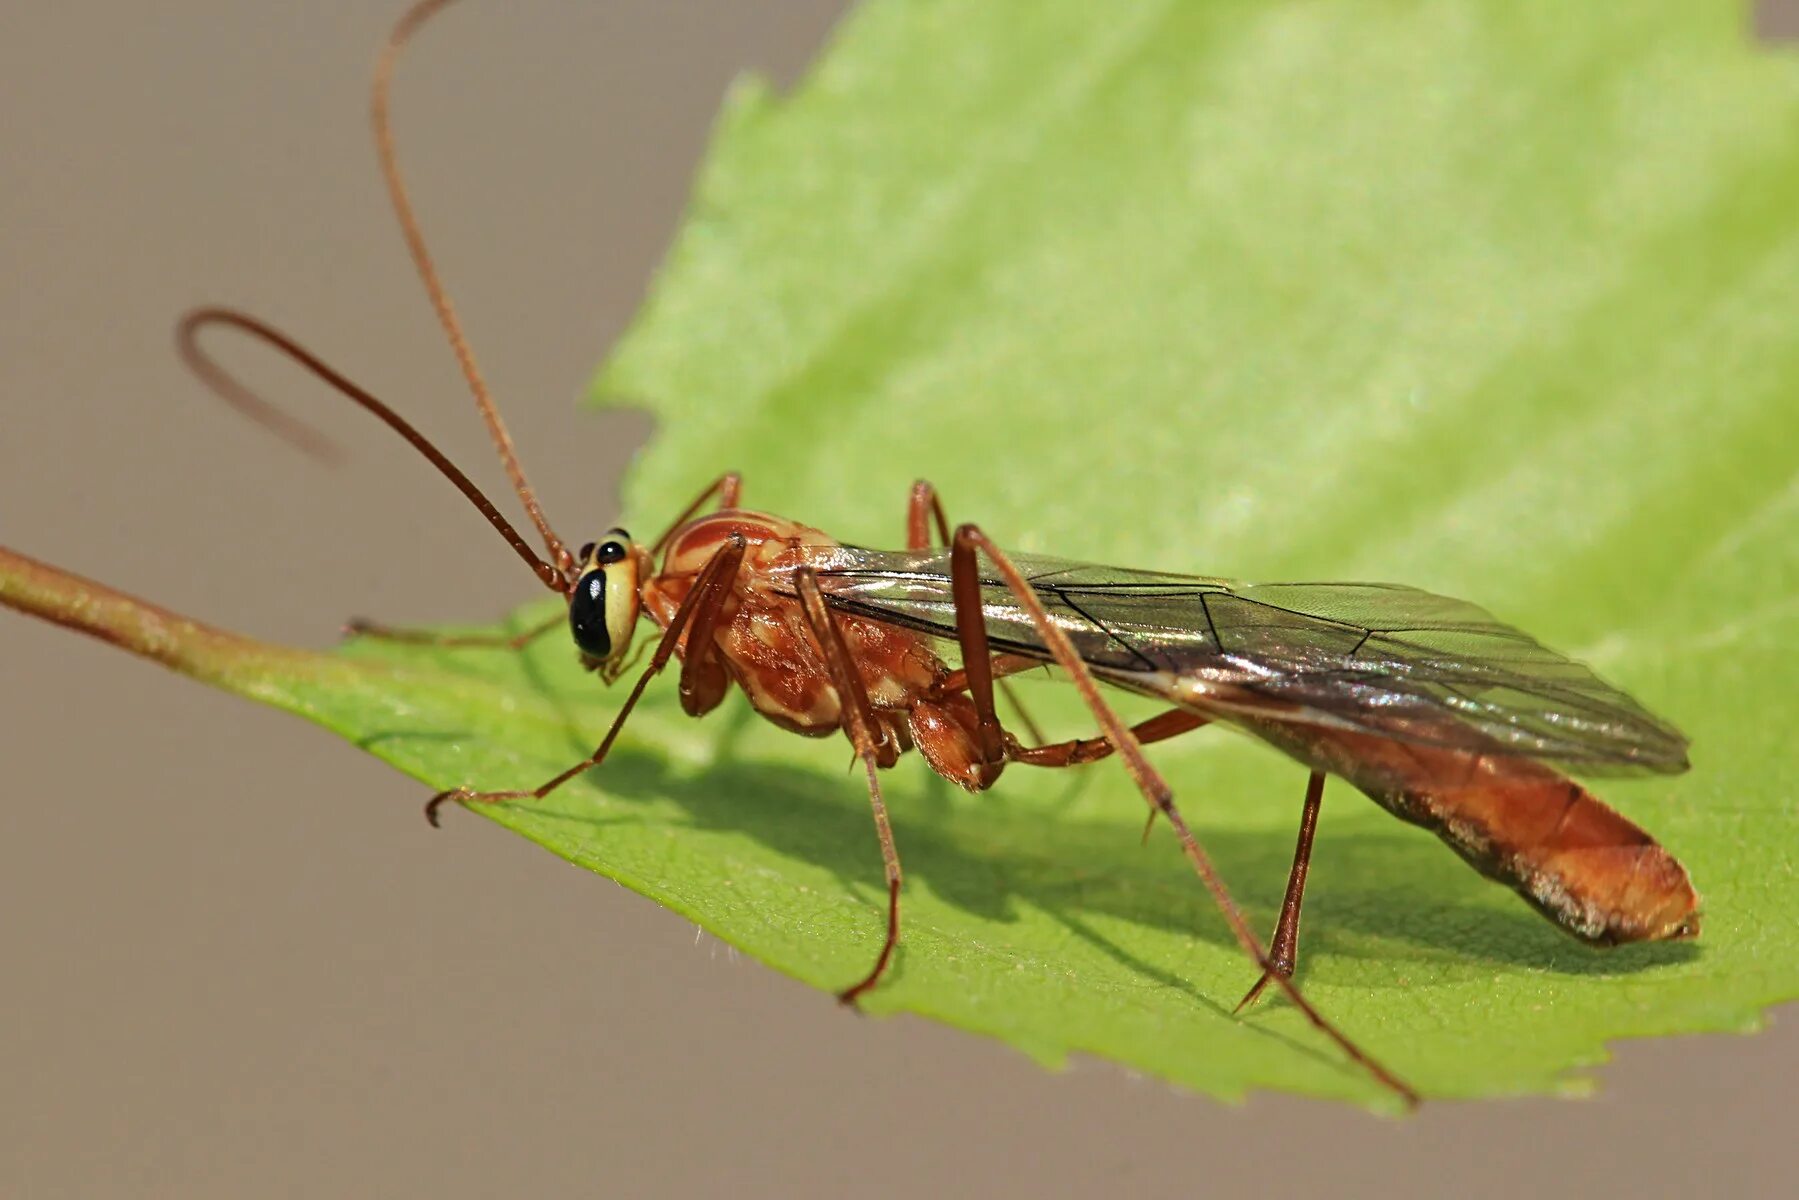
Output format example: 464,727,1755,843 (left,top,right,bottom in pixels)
640,509,1002,790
